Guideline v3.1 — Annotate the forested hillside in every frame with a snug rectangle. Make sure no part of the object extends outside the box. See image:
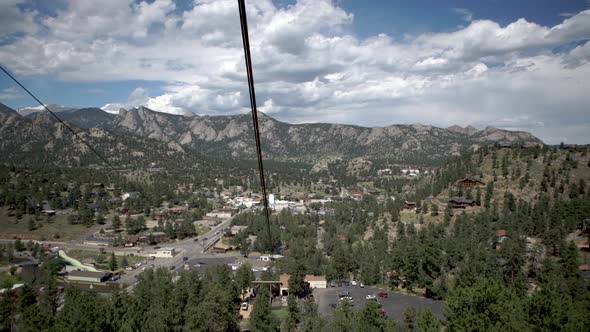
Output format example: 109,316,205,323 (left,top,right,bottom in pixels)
1,144,589,331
